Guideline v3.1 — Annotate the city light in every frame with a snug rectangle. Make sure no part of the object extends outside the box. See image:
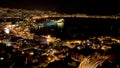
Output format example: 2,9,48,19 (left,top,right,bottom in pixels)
0,8,120,68
4,28,10,34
